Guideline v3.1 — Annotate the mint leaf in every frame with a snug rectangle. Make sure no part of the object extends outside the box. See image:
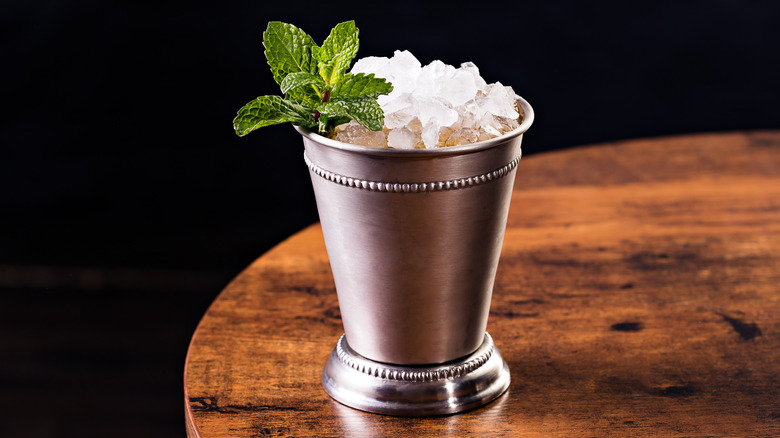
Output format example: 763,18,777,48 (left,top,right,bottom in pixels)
331,73,393,99
263,22,319,86
280,72,327,95
316,21,359,85
320,98,384,131
233,95,313,136
235,21,393,137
